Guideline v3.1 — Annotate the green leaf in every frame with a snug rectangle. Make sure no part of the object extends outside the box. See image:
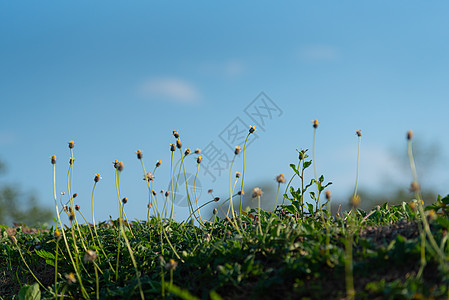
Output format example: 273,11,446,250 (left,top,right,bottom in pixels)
309,192,316,201
34,249,55,261
307,203,314,215
285,205,296,215
441,195,449,205
210,290,224,300
289,164,299,175
436,216,449,229
165,283,200,300
45,259,55,267
18,283,41,300
303,161,312,169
